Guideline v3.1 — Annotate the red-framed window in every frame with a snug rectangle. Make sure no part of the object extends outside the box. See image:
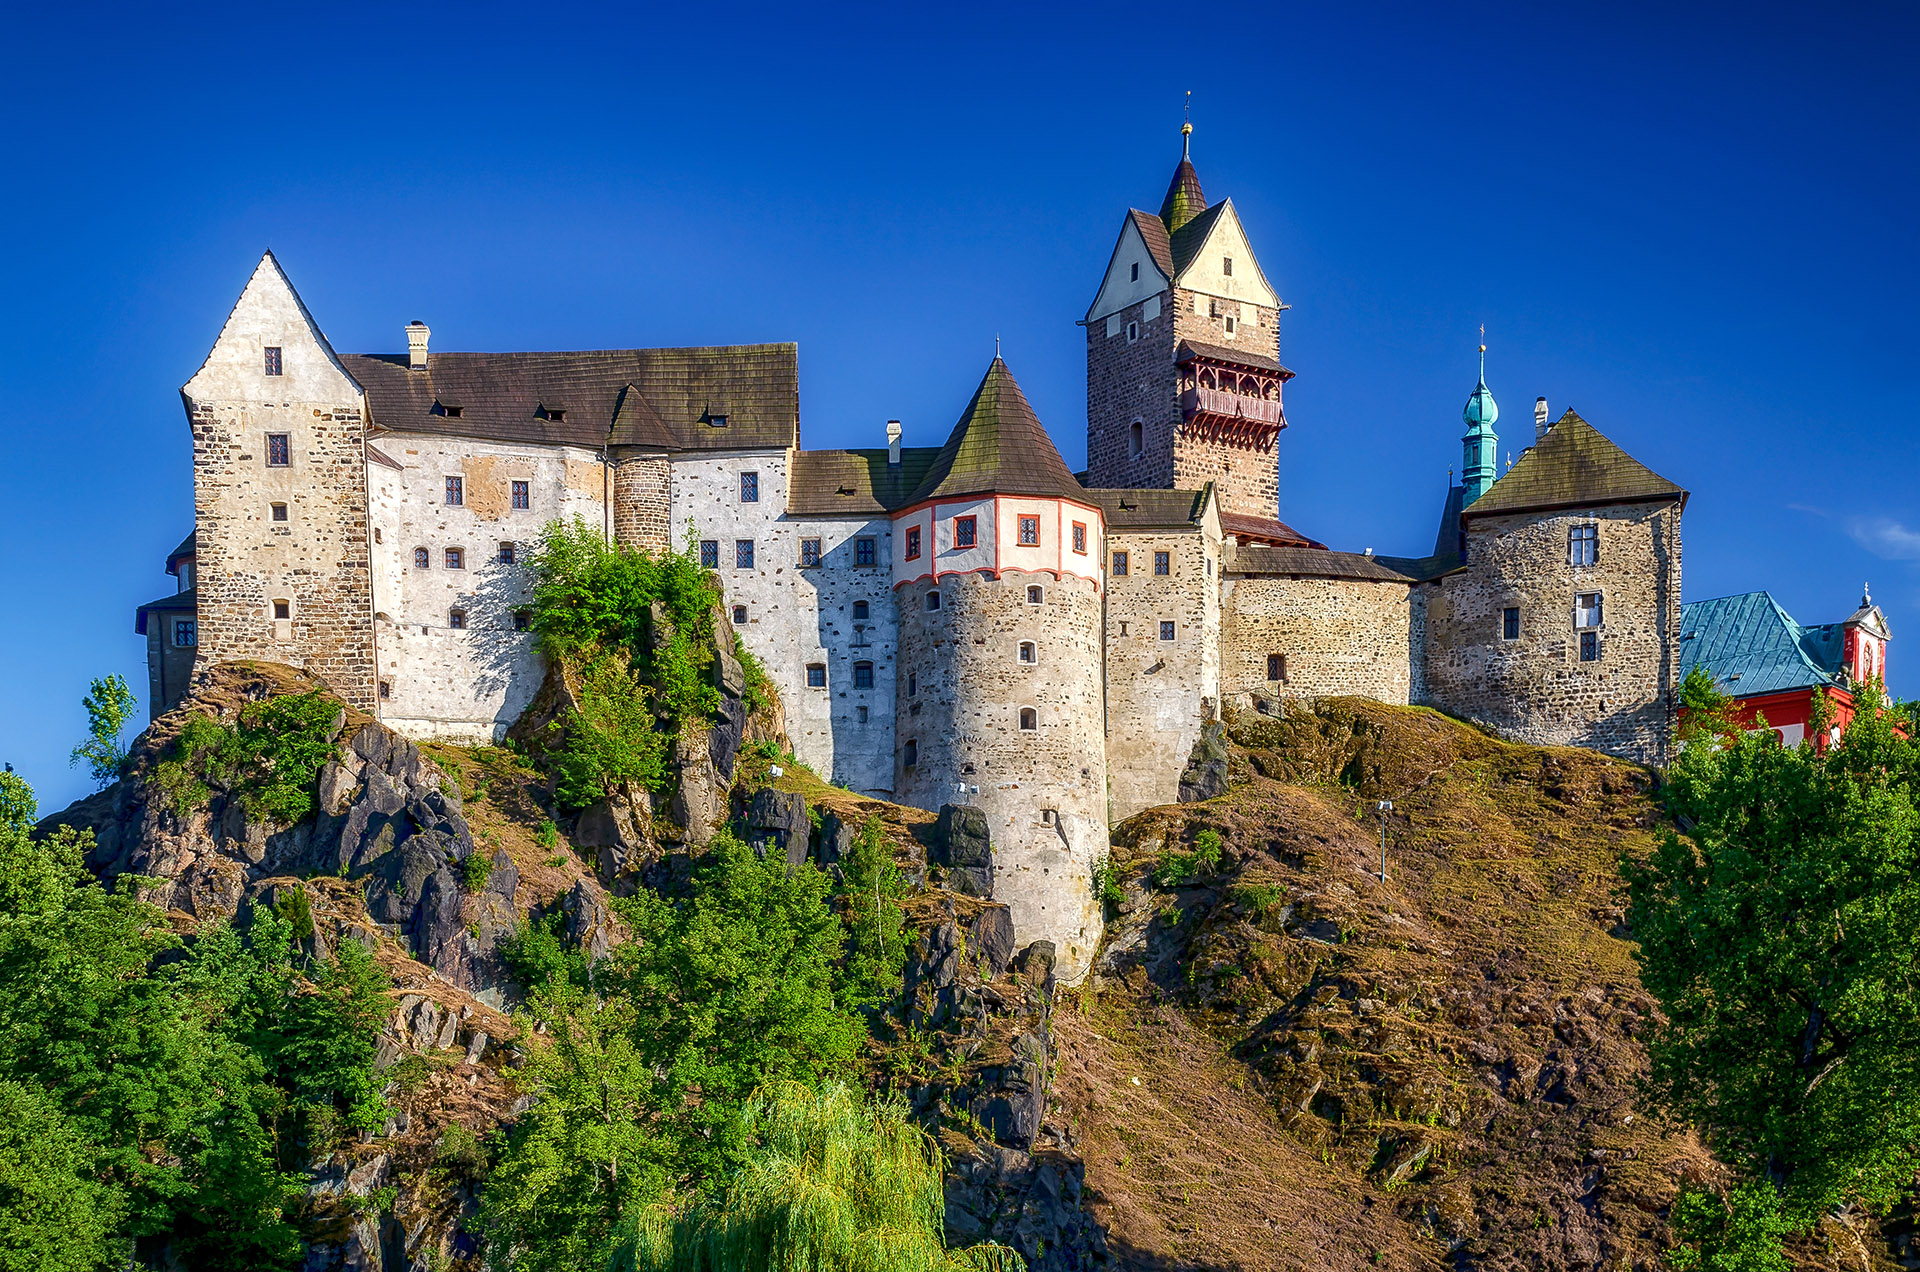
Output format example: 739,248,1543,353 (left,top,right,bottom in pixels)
1018,515,1040,546
1071,521,1087,554
905,526,922,561
954,515,977,549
